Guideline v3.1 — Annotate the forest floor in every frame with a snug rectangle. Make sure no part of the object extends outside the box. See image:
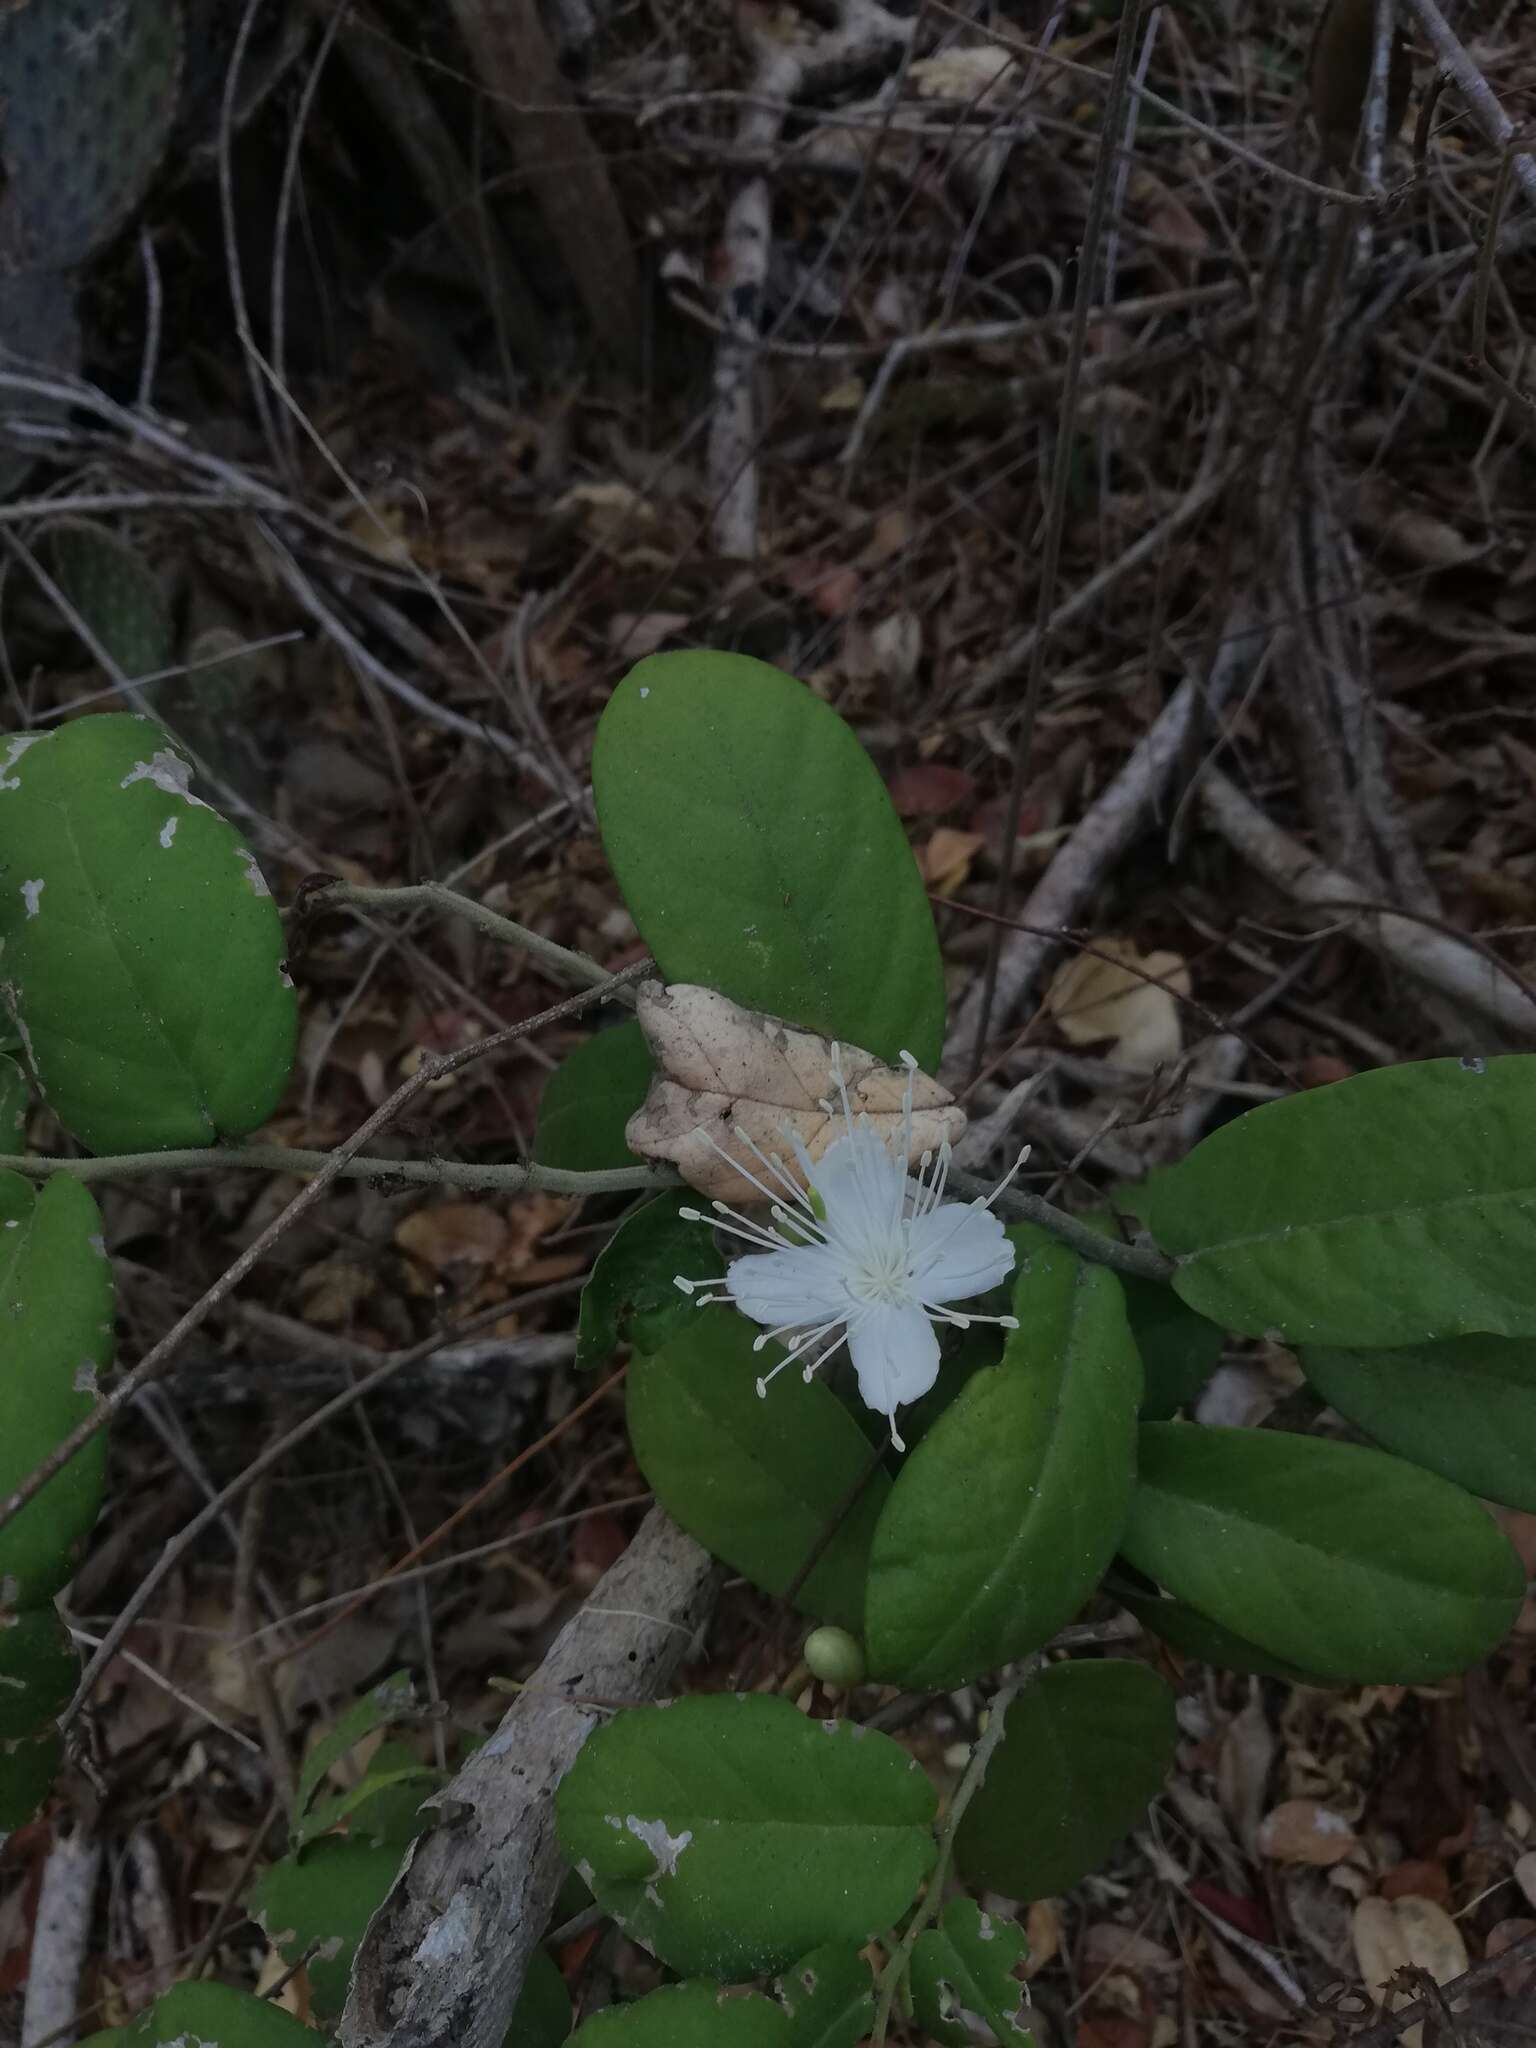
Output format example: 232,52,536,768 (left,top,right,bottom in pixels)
3,0,1536,2041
